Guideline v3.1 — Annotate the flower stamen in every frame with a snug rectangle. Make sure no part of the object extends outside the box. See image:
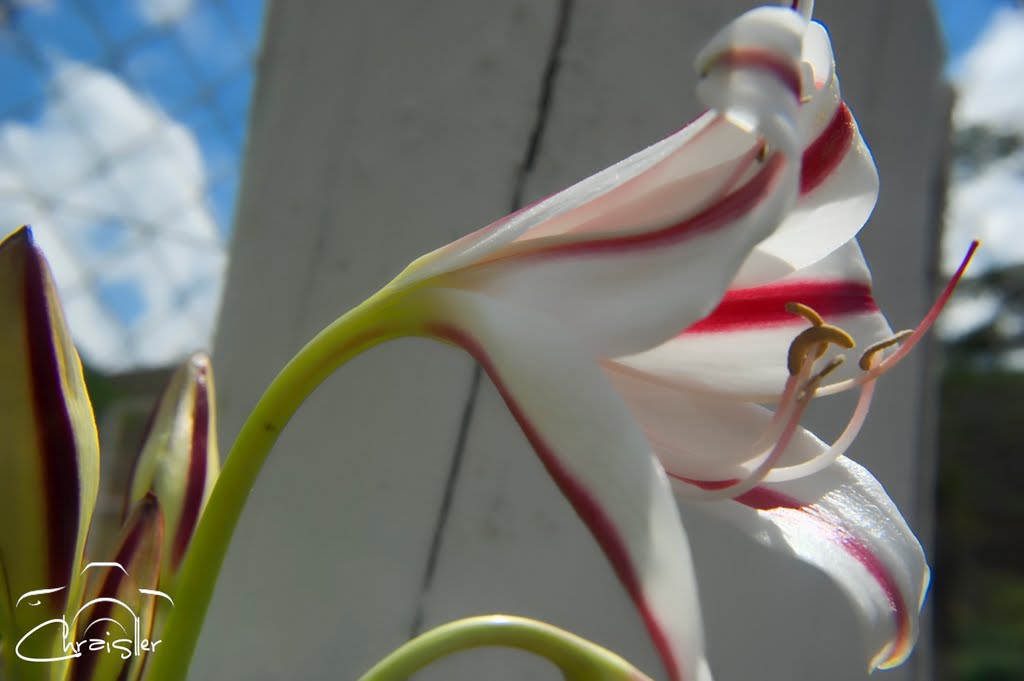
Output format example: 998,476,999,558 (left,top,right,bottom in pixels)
814,240,979,397
674,335,846,500
672,243,978,500
786,323,854,374
672,306,860,499
797,353,845,400
785,301,824,326
741,244,980,483
672,353,864,497
765,364,877,483
858,330,913,371
671,362,814,501
765,329,911,482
